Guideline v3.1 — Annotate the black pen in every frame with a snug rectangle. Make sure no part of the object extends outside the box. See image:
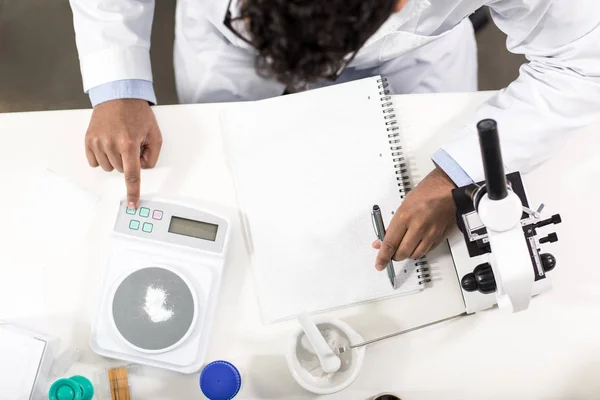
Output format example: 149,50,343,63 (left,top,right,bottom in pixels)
372,205,396,288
